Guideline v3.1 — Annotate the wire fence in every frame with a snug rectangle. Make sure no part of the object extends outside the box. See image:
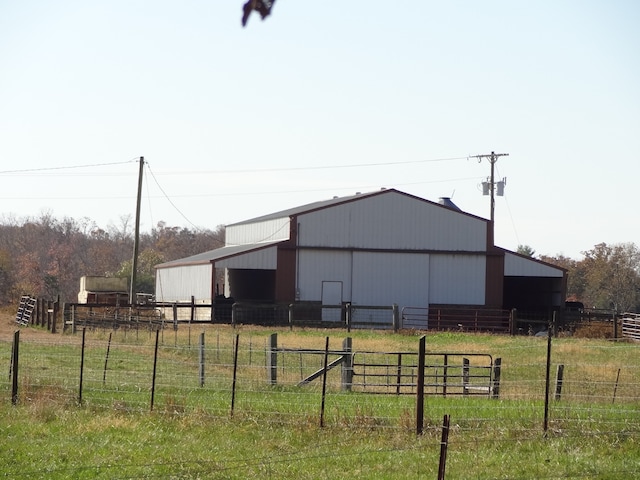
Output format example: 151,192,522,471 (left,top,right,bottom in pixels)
2,326,640,478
